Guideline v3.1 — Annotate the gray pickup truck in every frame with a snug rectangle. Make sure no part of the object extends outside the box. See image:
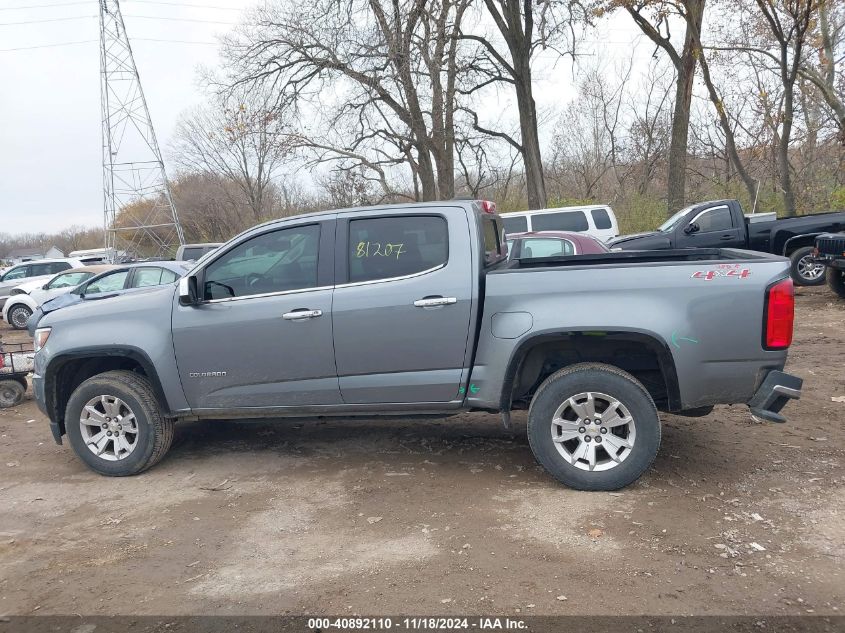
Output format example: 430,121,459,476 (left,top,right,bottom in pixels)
32,201,802,490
